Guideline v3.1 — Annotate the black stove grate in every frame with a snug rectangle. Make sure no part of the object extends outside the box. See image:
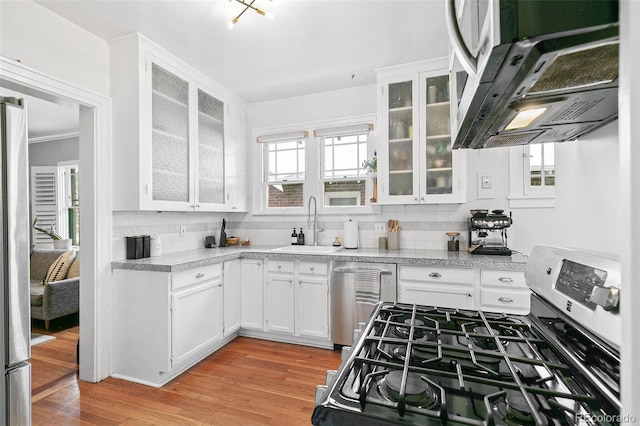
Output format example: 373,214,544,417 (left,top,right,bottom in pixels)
329,303,617,426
